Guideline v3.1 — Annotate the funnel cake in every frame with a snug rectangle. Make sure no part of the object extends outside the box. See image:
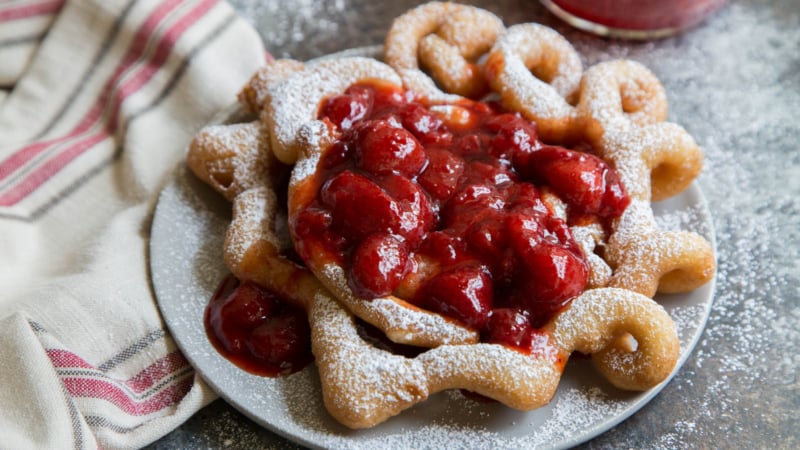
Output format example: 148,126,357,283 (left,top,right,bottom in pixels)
187,107,680,430
185,2,714,432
